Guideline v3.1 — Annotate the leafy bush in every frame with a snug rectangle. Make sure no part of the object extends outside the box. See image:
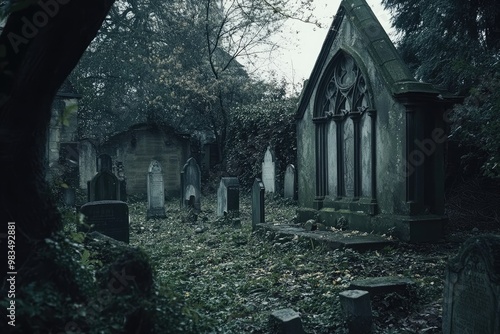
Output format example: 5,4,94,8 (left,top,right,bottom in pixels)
450,61,500,179
226,80,299,189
